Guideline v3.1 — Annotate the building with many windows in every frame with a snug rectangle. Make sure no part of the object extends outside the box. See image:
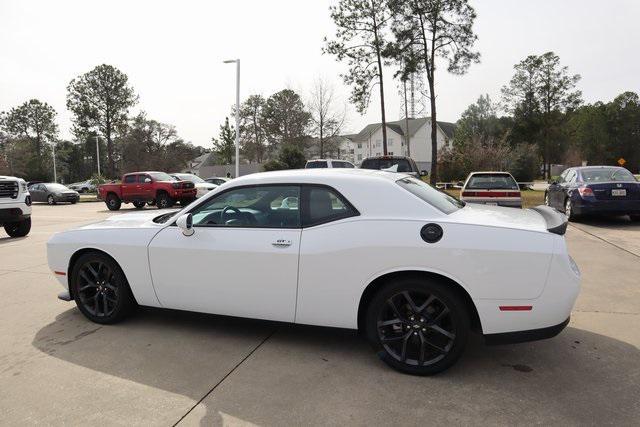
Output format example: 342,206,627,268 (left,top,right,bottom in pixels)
344,117,455,171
